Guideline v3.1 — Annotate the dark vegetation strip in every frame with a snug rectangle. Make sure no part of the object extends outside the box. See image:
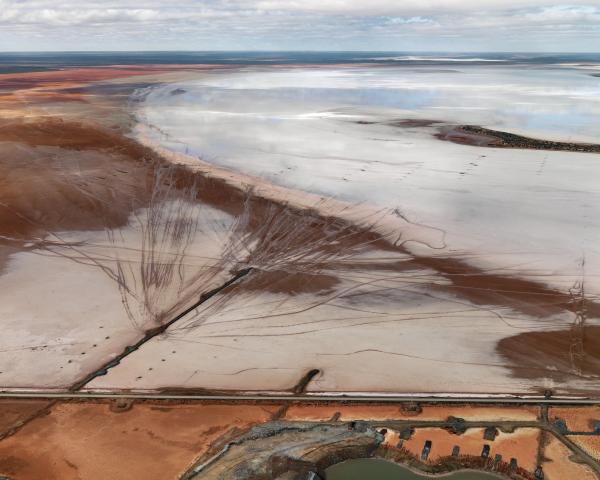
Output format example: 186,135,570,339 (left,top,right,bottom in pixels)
69,268,253,392
437,125,600,153
292,369,321,394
